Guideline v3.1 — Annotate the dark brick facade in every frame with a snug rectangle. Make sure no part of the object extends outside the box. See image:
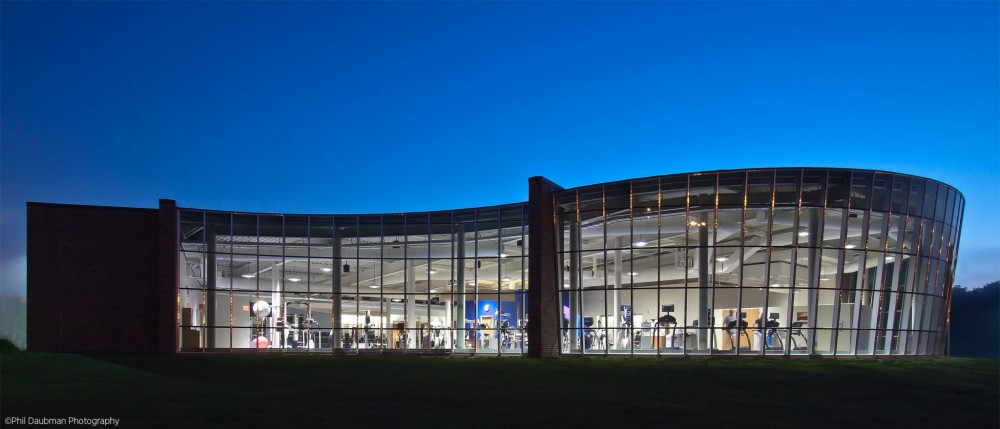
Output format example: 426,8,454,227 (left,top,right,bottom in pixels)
27,202,172,353
527,176,563,358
